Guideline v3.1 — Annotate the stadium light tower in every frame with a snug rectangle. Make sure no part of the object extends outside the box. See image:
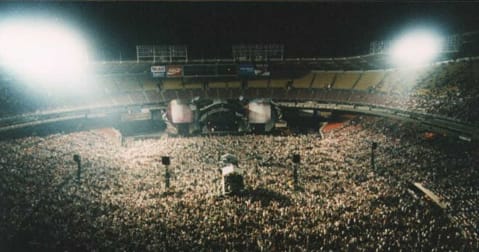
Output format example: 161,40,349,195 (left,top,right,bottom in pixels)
0,17,92,89
389,29,443,67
